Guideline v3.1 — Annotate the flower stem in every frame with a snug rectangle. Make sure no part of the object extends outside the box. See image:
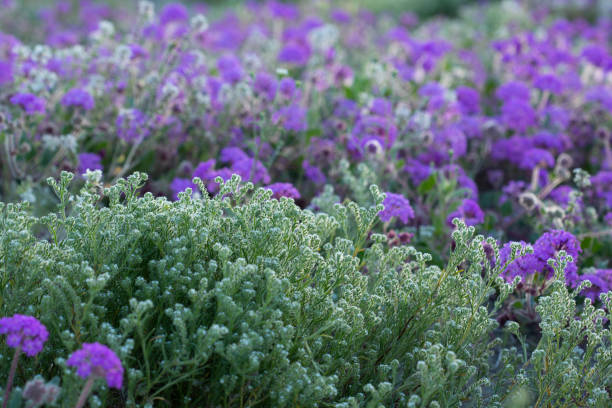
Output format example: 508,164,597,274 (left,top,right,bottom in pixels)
74,376,95,408
2,346,21,408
